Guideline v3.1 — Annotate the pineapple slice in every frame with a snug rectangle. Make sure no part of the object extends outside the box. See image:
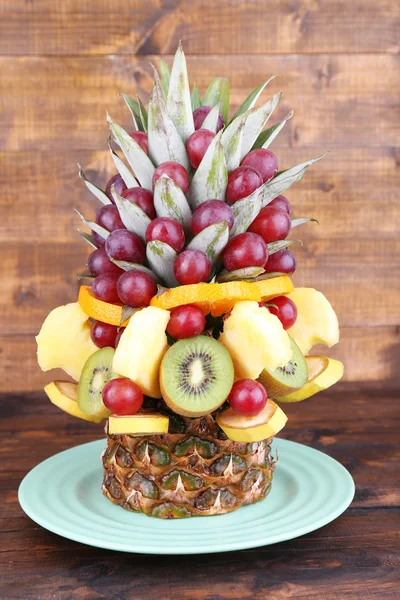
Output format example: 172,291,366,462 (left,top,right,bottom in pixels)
219,301,292,379
216,400,287,442
45,381,104,423
113,306,170,398
108,413,169,435
36,302,98,381
277,356,344,402
286,288,339,355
